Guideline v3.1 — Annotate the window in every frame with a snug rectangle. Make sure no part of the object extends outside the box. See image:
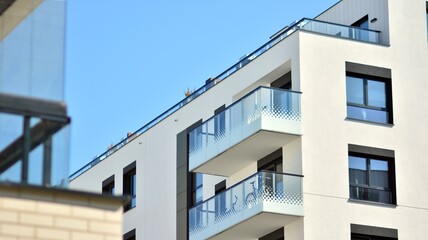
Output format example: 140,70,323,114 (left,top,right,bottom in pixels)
258,149,283,190
190,173,203,229
351,224,398,240
271,72,292,90
189,125,202,153
351,233,397,240
214,180,226,221
123,162,136,211
426,2,428,38
352,15,369,29
214,105,226,141
346,73,392,124
259,227,284,240
123,229,136,240
351,15,369,41
102,175,115,195
348,145,396,204
191,173,203,206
